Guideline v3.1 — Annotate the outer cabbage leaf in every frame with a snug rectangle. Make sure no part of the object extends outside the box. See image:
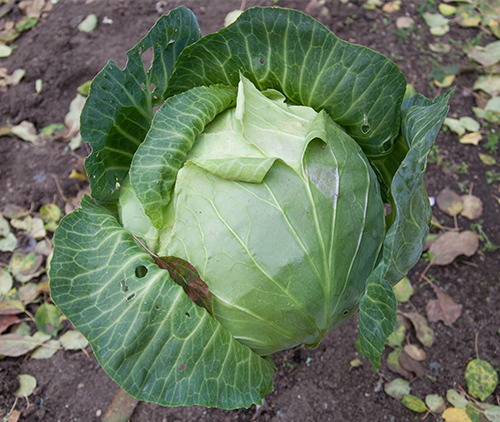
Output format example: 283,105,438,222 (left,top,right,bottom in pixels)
167,7,407,159
118,175,159,252
82,7,202,208
50,197,275,409
355,90,452,370
129,85,237,229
